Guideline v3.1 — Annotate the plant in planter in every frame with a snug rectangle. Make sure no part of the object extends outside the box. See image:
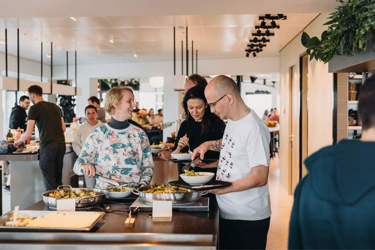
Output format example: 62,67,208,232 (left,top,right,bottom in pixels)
125,78,140,90
301,0,375,63
58,95,76,123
